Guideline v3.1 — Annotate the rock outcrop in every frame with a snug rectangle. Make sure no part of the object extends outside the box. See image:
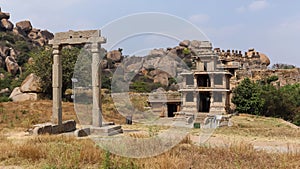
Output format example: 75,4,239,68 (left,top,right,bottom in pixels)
13,20,54,46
